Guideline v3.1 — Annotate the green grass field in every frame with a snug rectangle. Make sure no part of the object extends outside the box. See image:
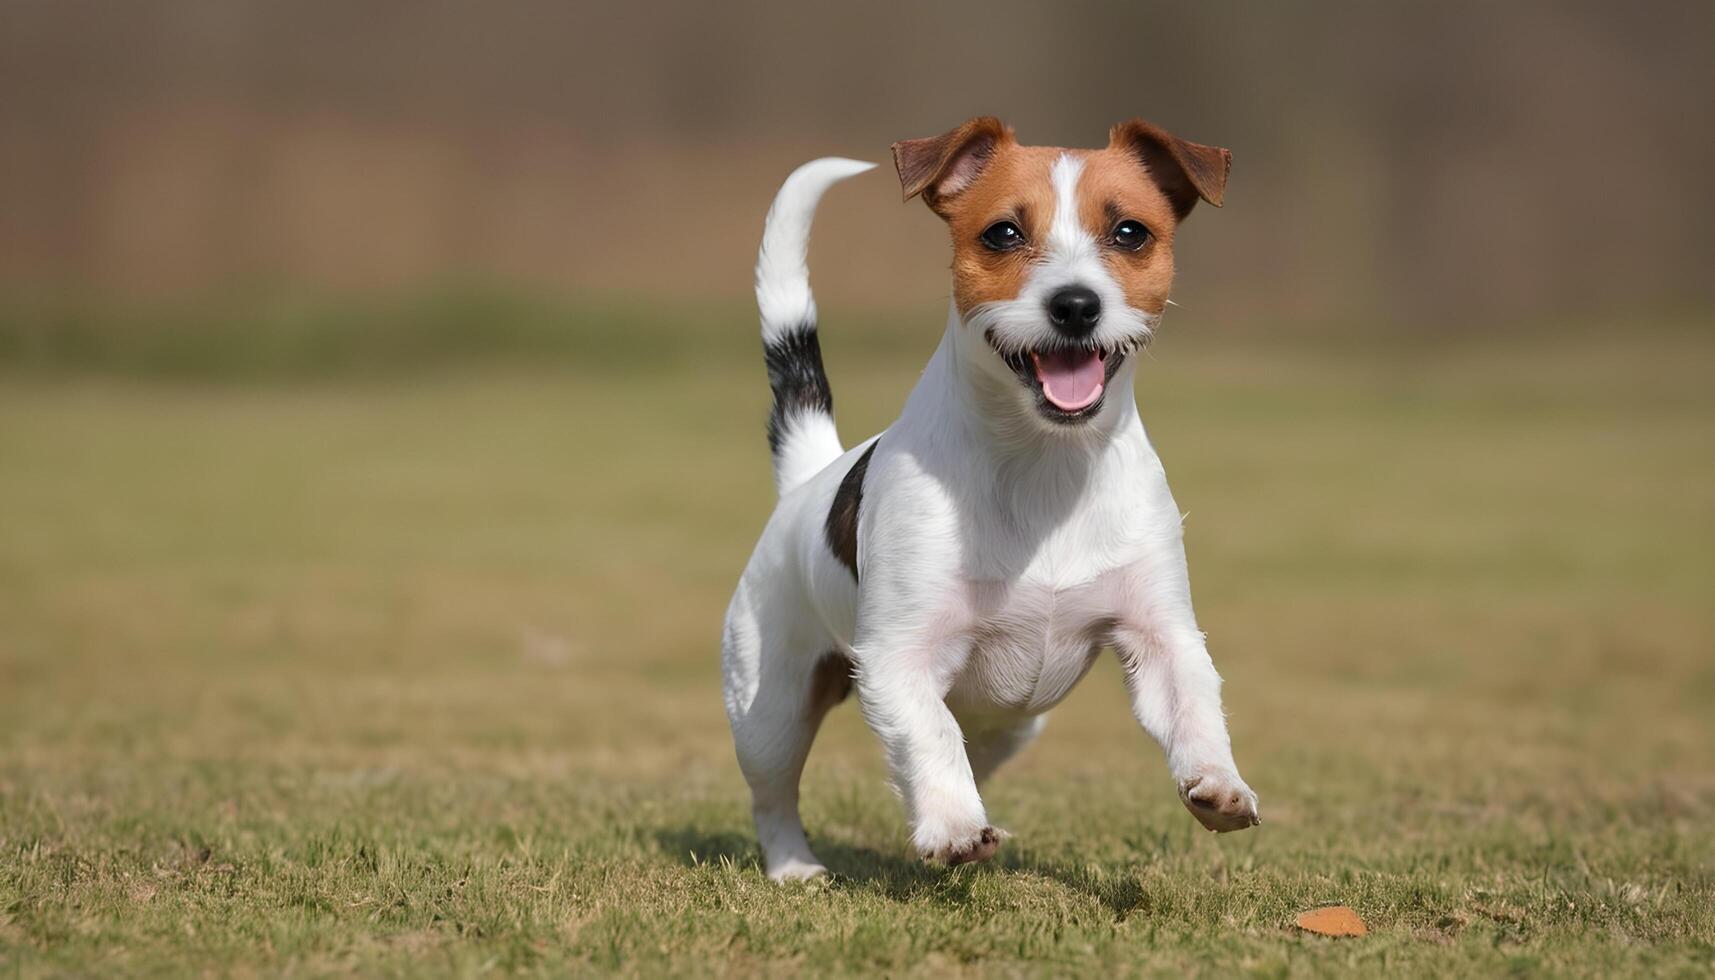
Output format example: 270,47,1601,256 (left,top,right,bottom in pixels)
2,318,1712,976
